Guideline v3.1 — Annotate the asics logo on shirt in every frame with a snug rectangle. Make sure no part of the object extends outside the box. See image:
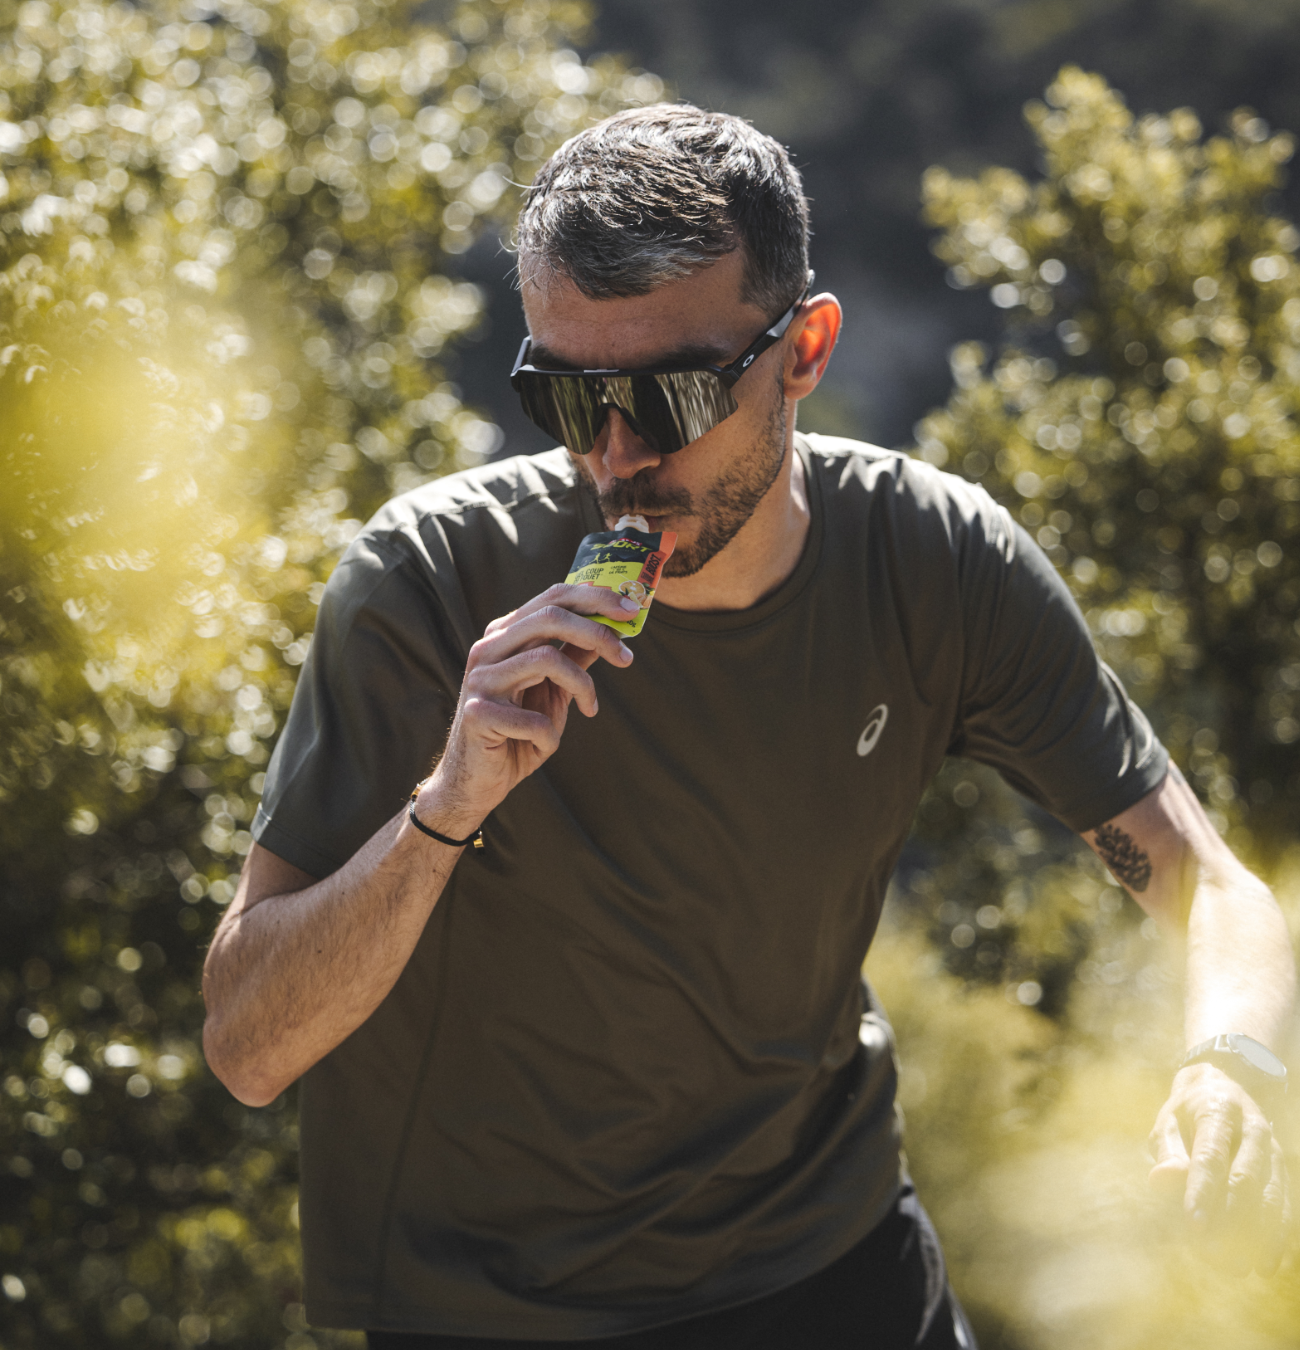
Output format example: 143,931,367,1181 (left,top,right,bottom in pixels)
856,704,889,757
